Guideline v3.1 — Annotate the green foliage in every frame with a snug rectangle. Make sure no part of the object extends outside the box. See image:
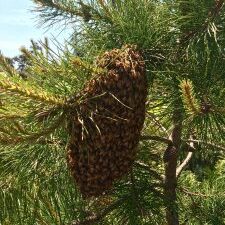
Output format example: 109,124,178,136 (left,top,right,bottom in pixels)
178,160,225,225
0,0,225,224
0,40,102,145
0,128,89,224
